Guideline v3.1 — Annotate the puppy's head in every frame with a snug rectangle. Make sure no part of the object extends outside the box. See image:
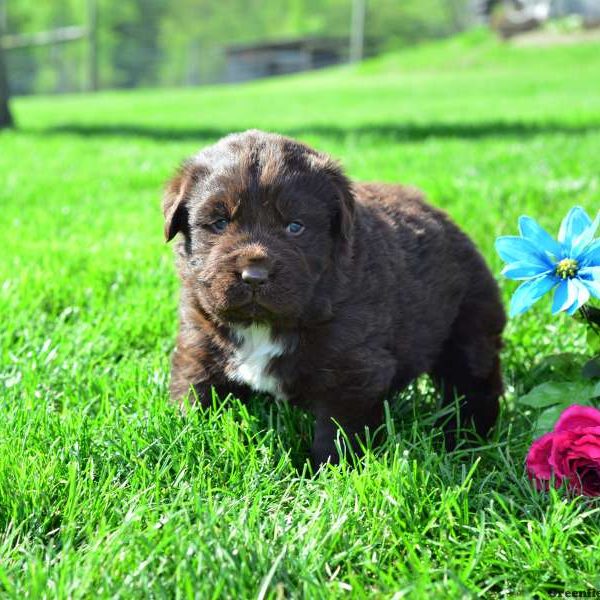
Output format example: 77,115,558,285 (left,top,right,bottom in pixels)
163,130,355,326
